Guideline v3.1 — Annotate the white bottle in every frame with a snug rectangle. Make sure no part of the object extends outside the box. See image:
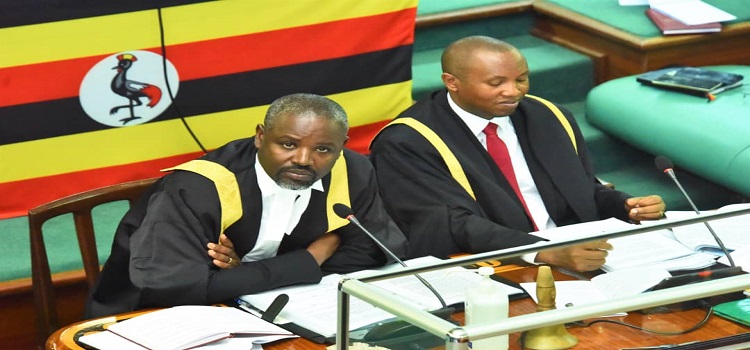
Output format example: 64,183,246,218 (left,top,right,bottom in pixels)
464,266,509,350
